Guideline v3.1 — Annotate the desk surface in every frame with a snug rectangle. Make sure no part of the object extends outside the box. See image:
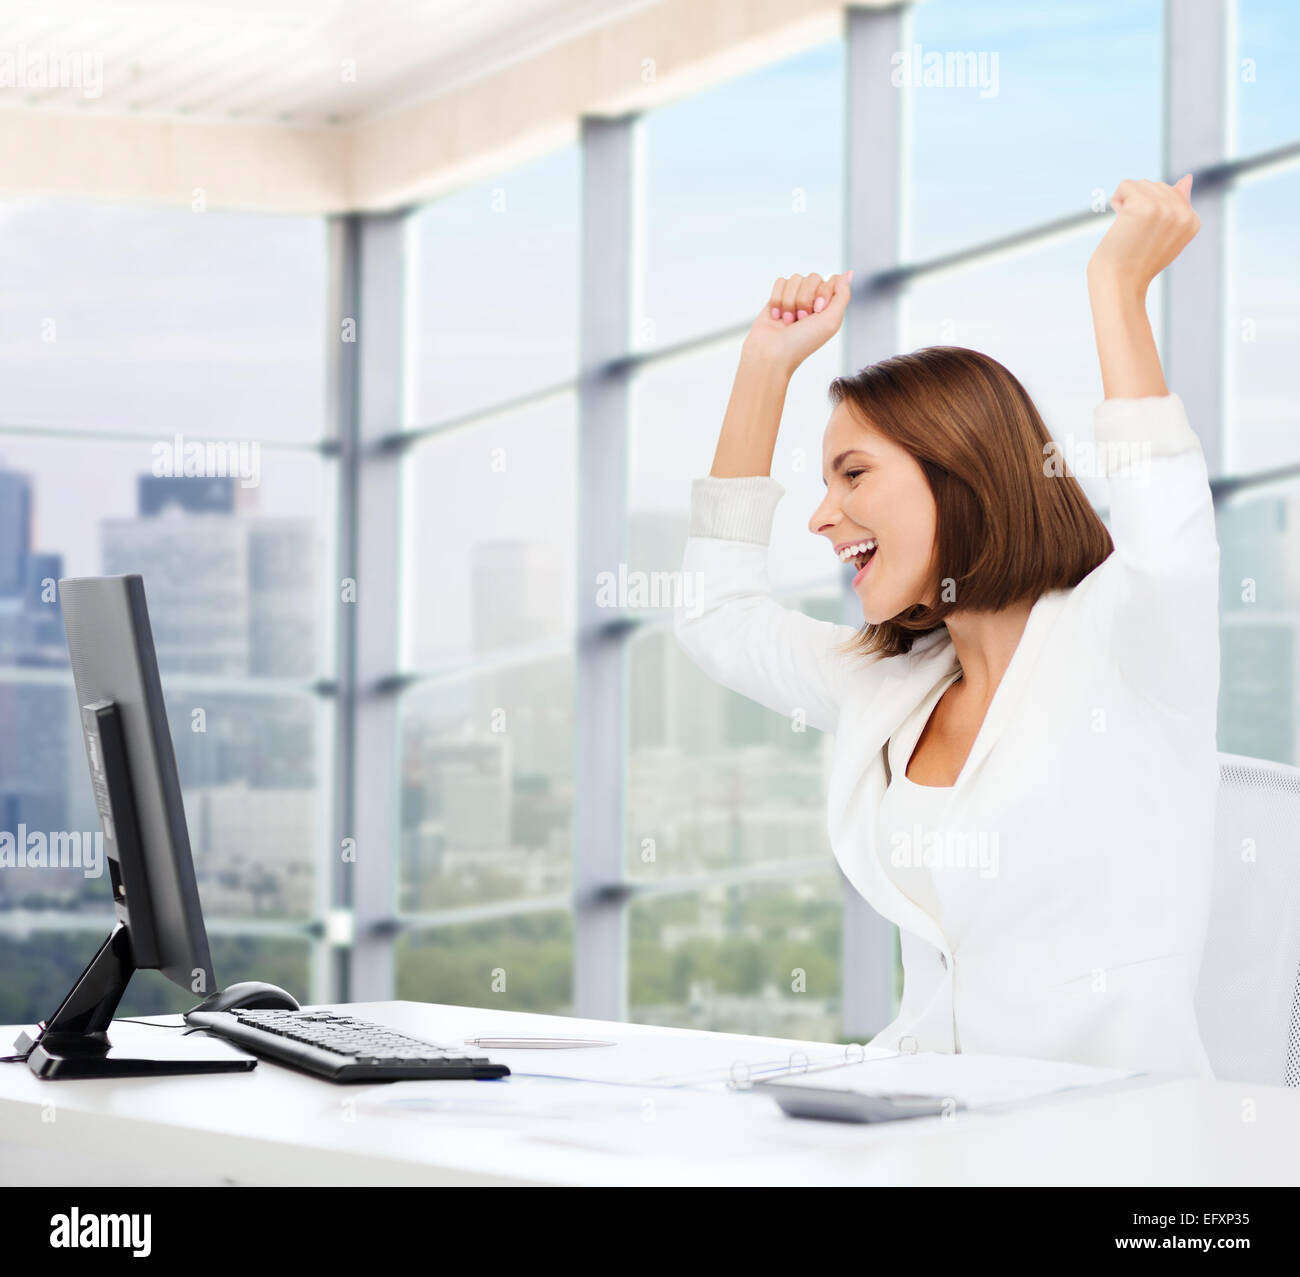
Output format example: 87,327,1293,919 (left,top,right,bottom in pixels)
3,1001,1298,1187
